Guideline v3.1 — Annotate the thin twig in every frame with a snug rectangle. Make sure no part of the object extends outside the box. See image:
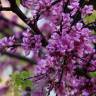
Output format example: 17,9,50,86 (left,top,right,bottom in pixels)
0,16,26,30
1,51,36,65
0,7,11,11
